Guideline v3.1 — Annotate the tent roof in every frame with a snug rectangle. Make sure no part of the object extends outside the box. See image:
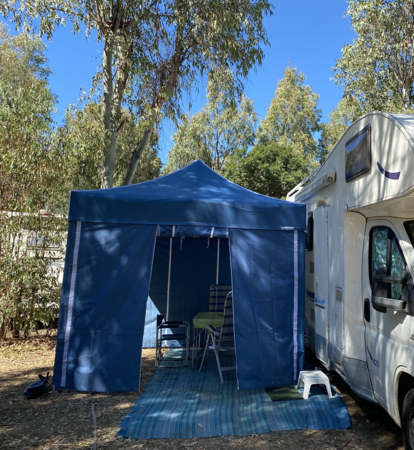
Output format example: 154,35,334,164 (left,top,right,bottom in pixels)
68,160,306,230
